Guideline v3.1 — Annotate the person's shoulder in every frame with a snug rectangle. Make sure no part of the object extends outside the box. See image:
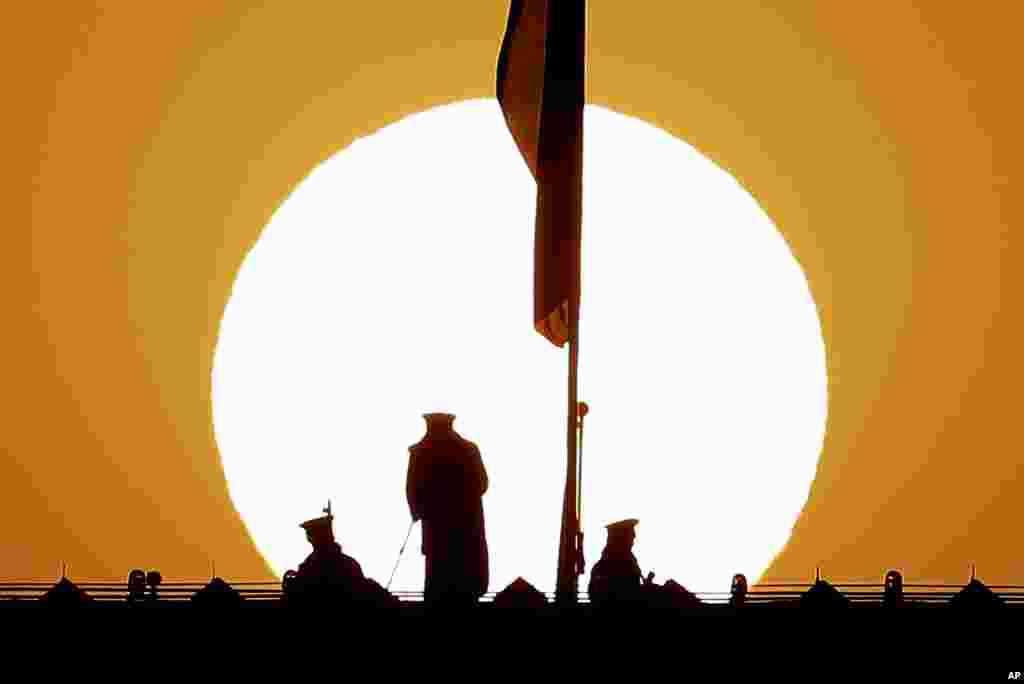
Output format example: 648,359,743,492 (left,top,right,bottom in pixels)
296,553,316,573
342,553,365,576
458,436,481,453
